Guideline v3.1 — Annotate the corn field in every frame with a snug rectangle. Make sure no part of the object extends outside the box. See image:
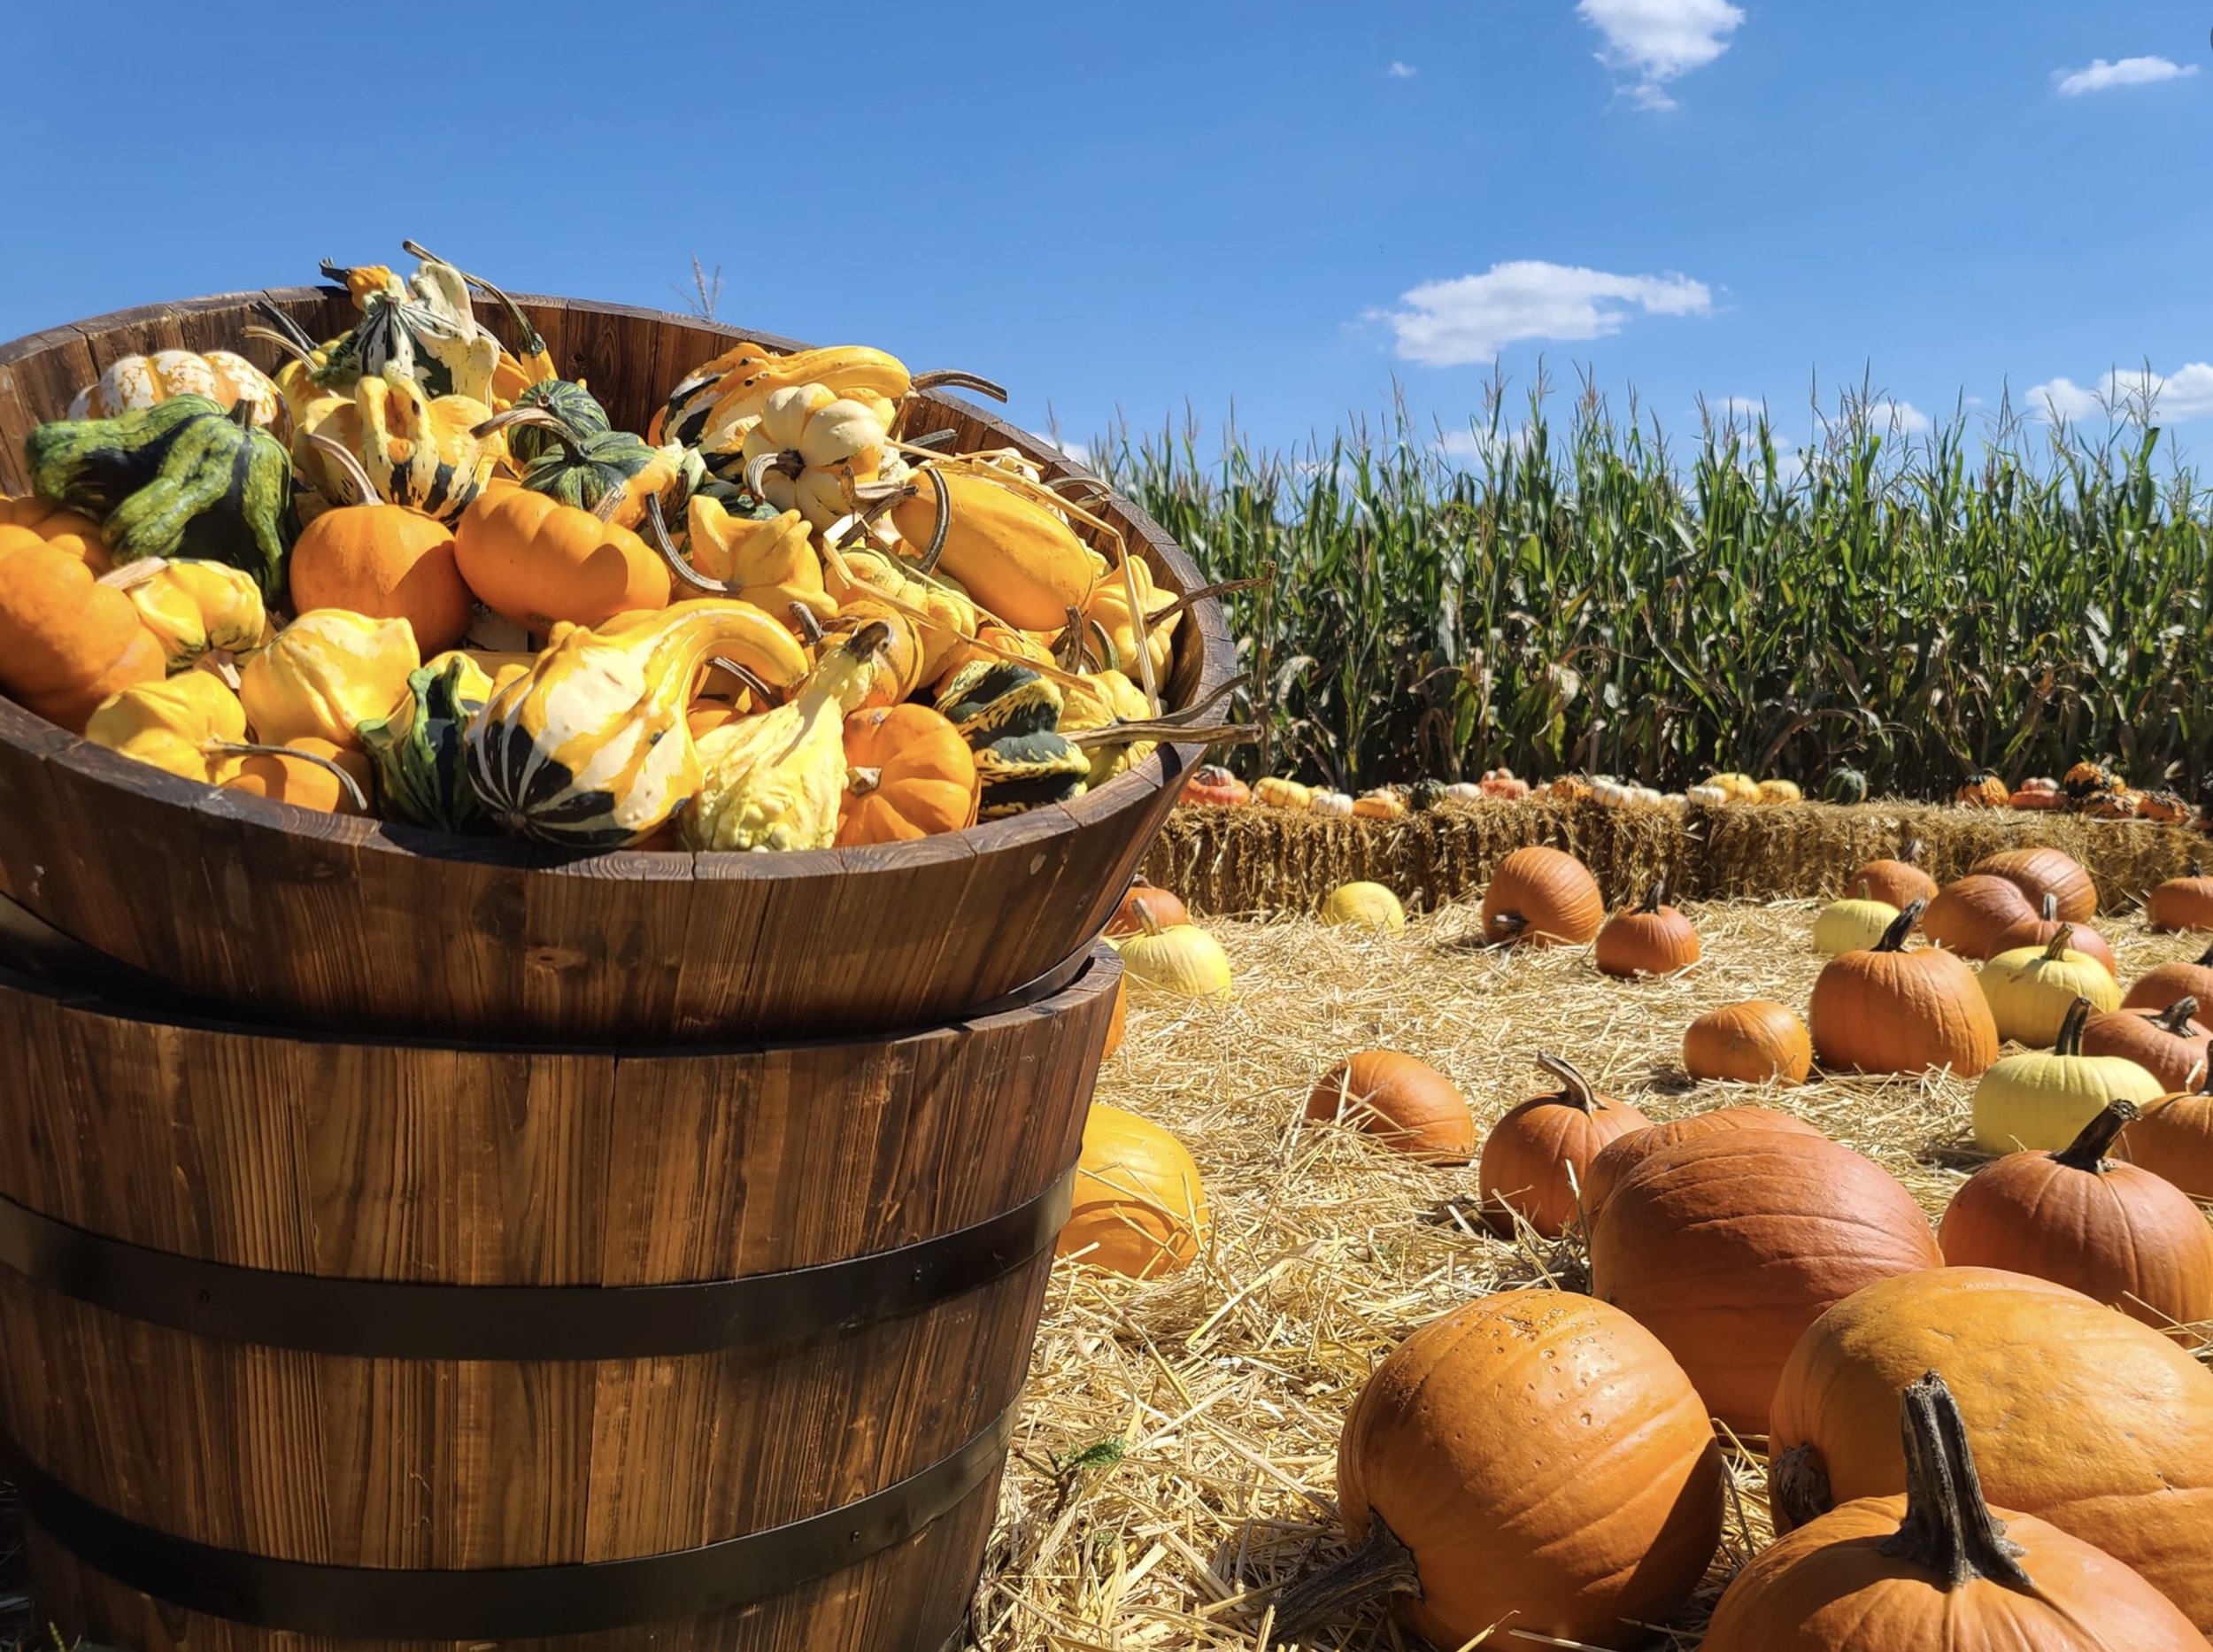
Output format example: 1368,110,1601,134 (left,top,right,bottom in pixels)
1102,382,2213,798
